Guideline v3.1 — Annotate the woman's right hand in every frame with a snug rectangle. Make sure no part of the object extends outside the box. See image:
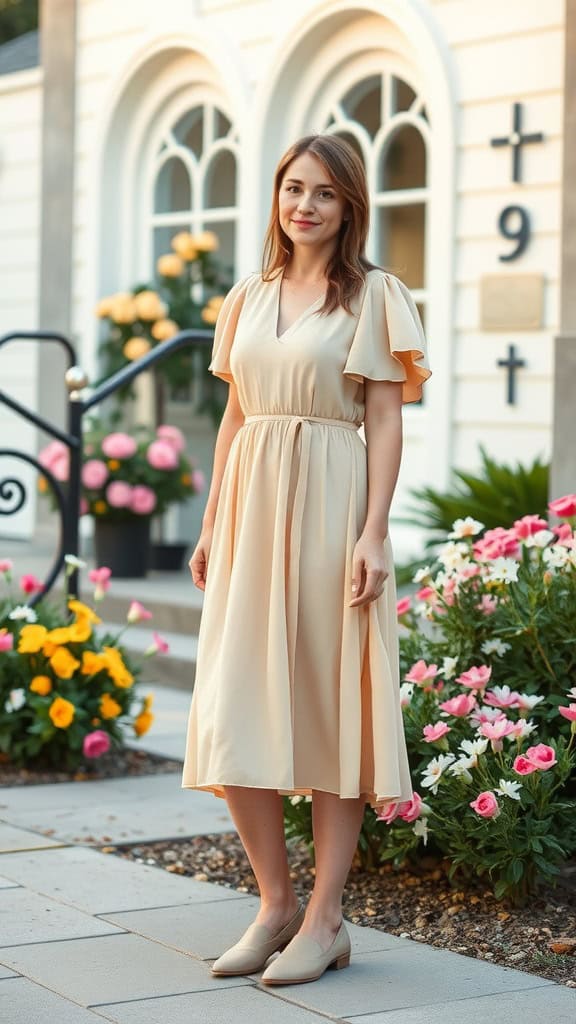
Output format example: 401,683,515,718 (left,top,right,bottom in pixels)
189,526,214,591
